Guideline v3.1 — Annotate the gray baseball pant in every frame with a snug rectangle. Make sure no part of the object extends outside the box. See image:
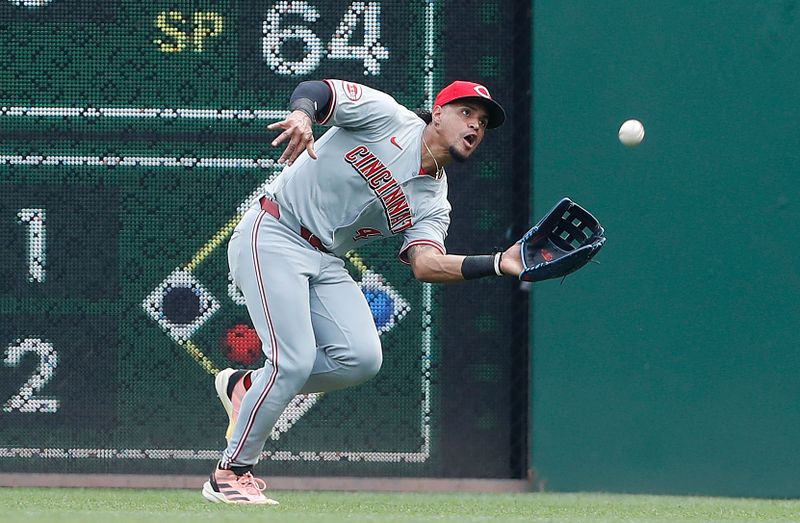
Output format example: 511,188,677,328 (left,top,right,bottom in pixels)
221,201,382,468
